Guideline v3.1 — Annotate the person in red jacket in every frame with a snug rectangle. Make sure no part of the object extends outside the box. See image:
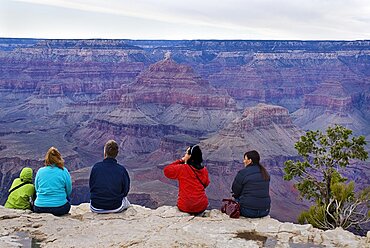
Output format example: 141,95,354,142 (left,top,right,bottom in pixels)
164,145,210,215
